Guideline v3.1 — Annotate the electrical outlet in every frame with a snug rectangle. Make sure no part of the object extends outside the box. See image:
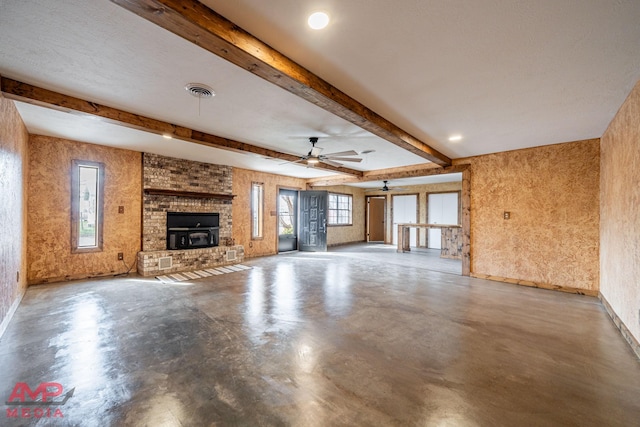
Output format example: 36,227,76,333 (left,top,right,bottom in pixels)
118,252,124,261
249,242,253,248
503,211,511,220
118,206,124,214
